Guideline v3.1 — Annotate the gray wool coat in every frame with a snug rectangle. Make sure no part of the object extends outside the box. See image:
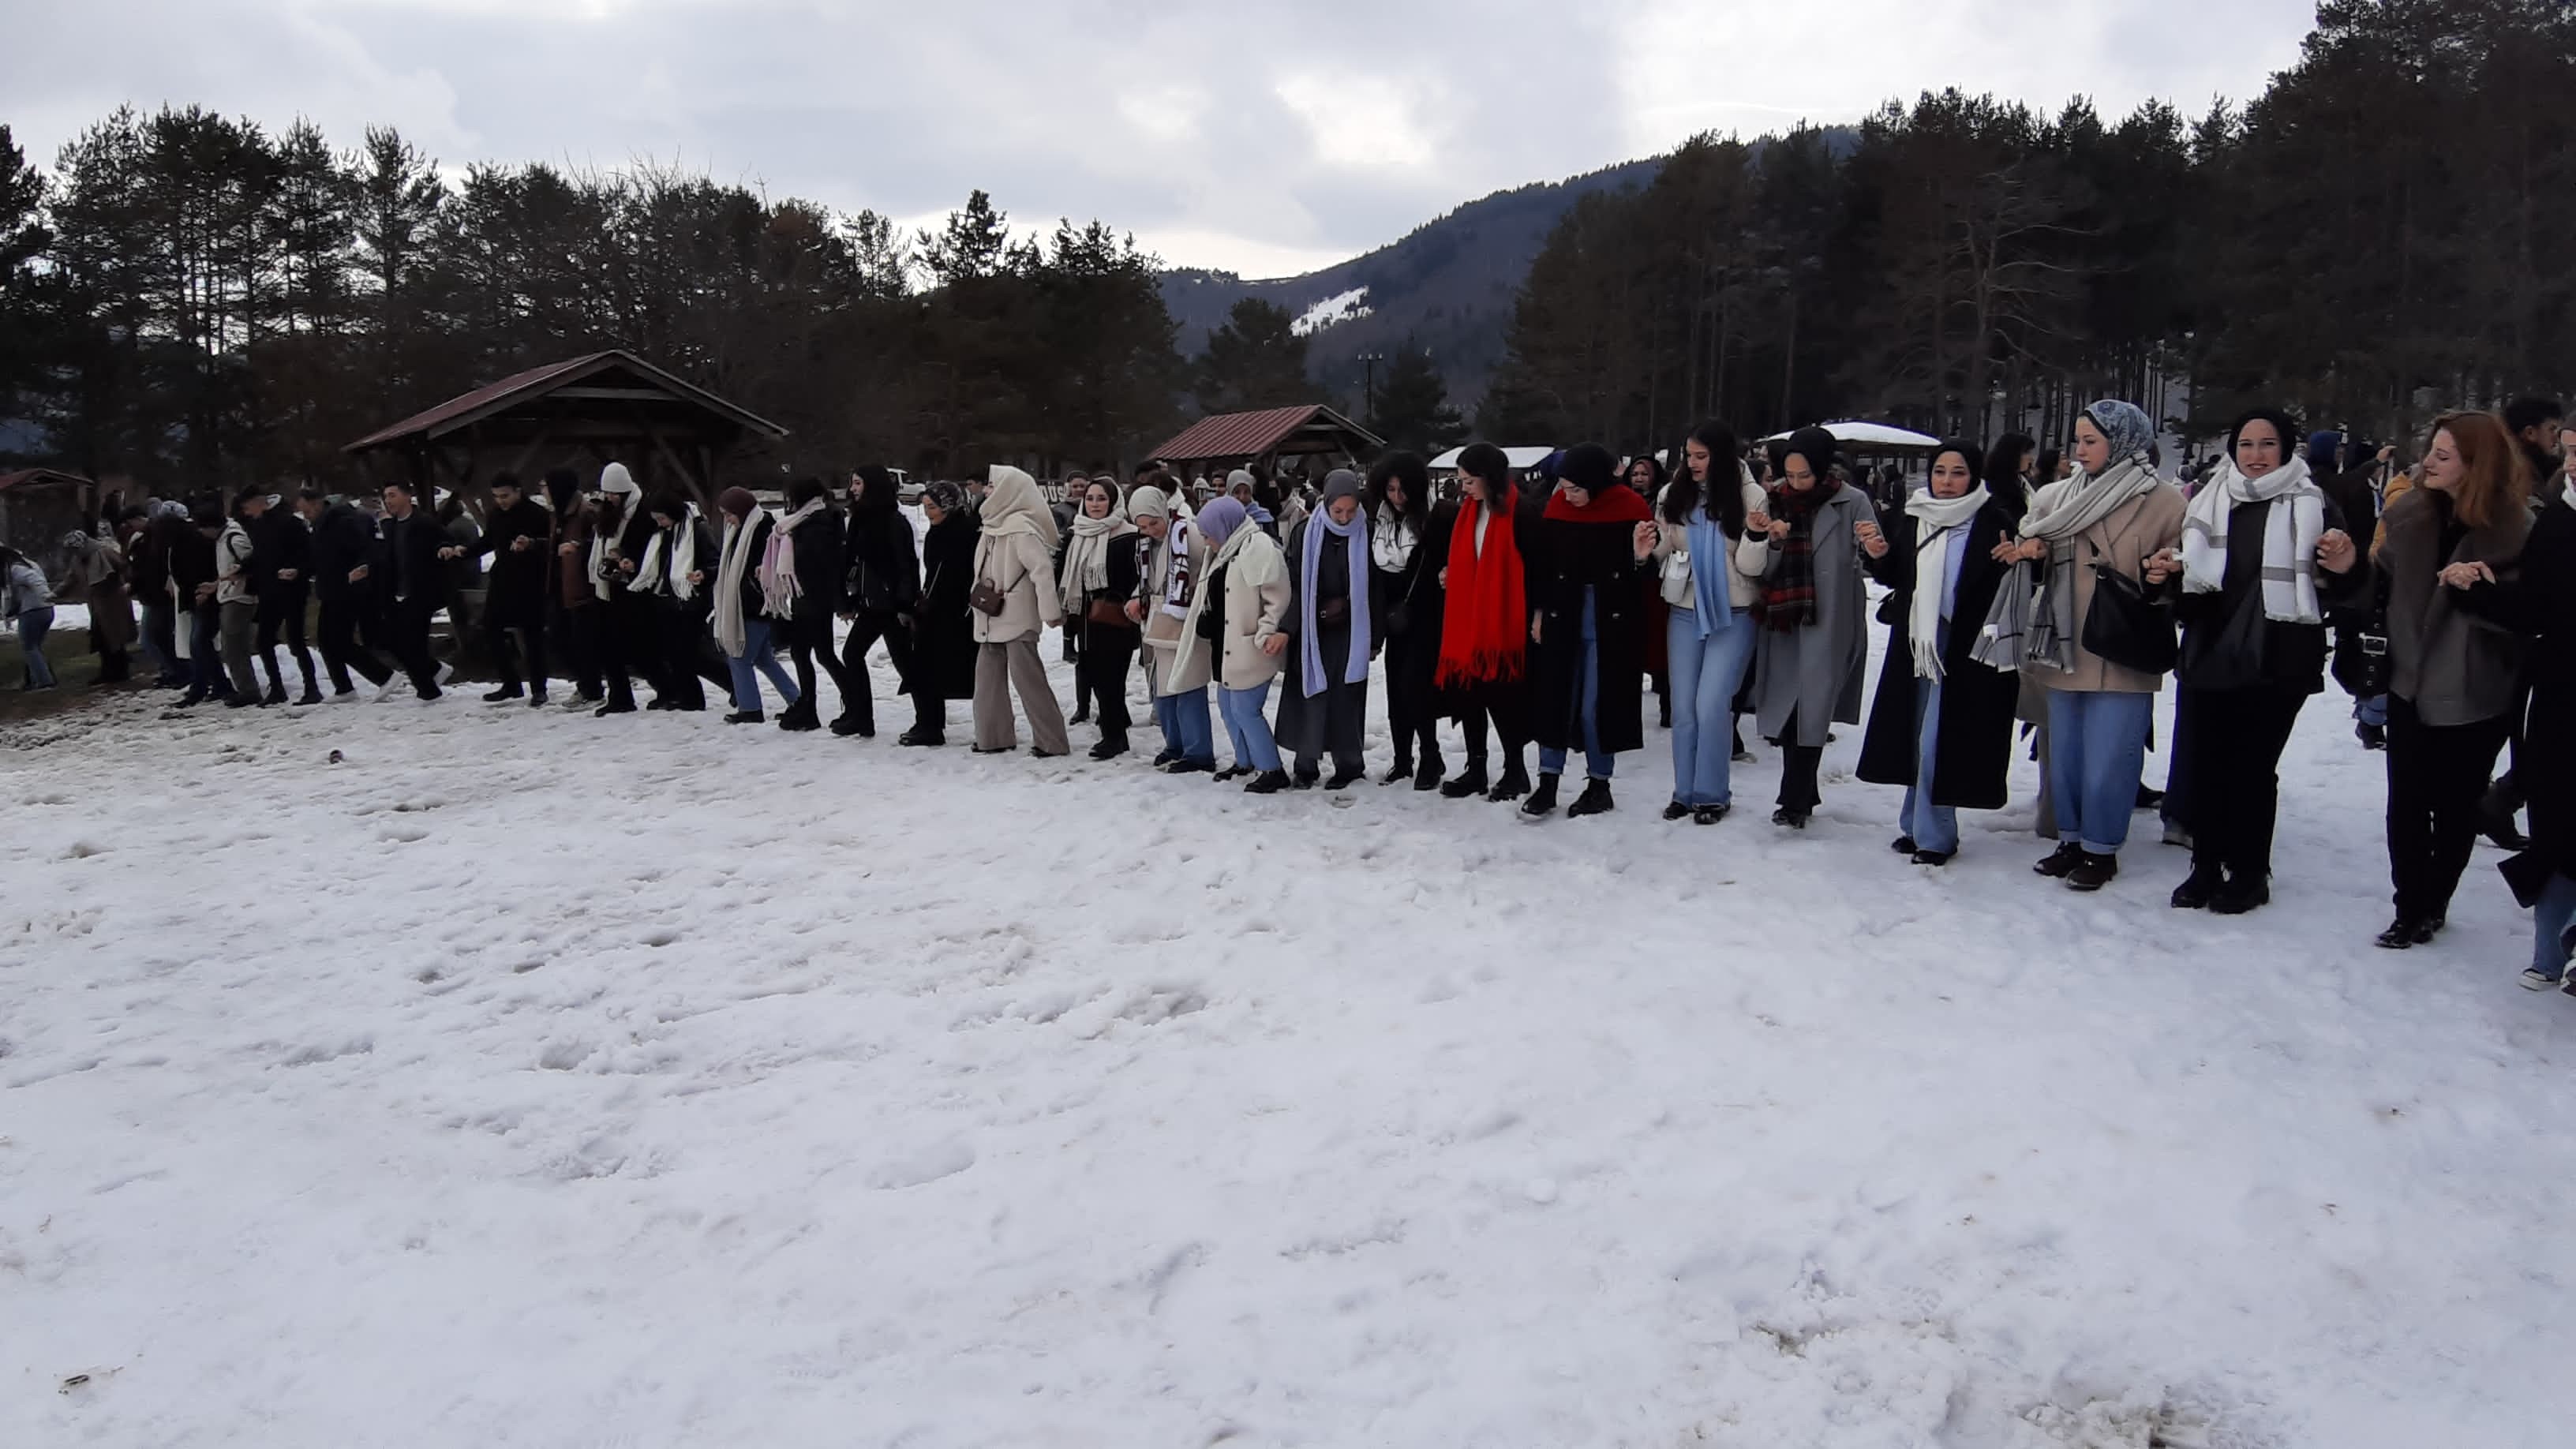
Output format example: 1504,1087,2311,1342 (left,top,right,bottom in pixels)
1750,484,1879,747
